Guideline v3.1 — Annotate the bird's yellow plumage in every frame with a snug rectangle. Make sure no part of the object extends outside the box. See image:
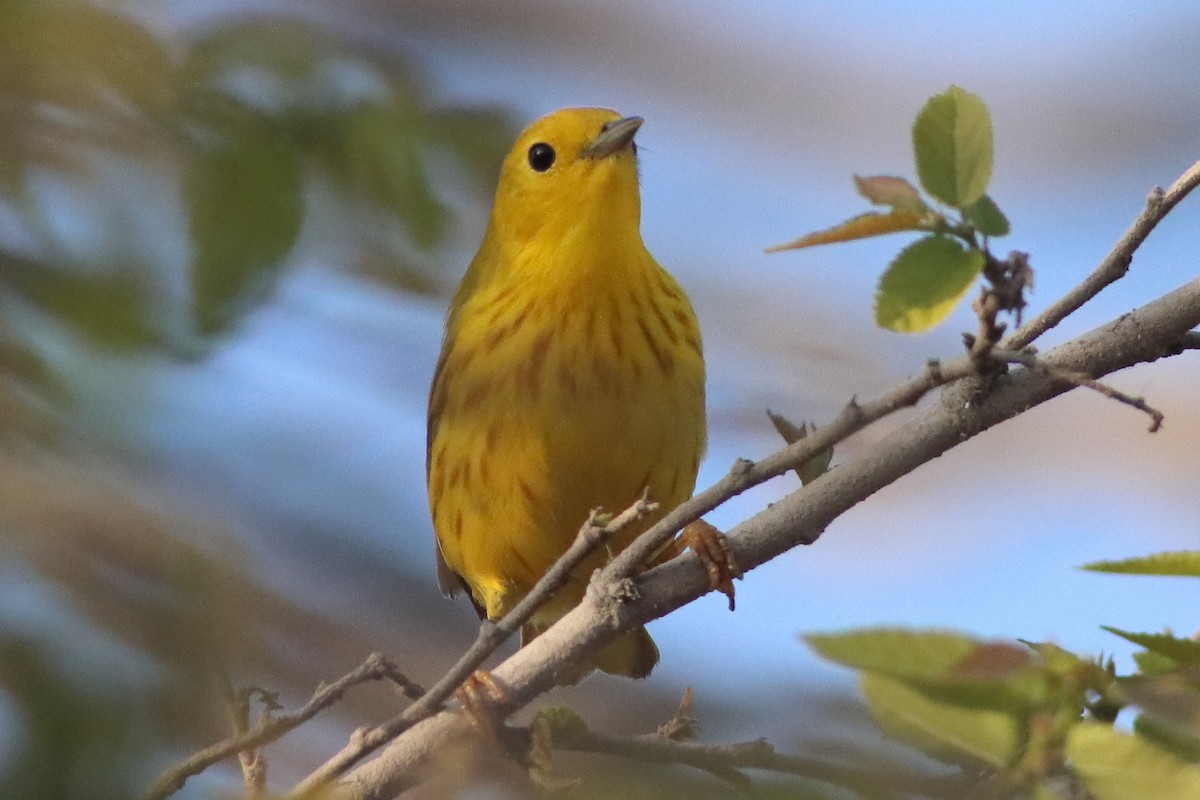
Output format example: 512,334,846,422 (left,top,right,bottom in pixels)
427,107,705,678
